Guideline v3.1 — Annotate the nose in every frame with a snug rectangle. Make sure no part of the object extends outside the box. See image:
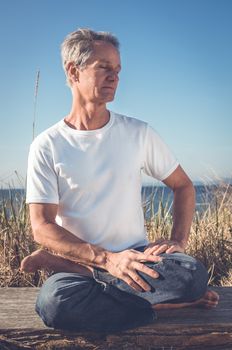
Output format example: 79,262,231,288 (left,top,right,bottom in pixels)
107,71,119,83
